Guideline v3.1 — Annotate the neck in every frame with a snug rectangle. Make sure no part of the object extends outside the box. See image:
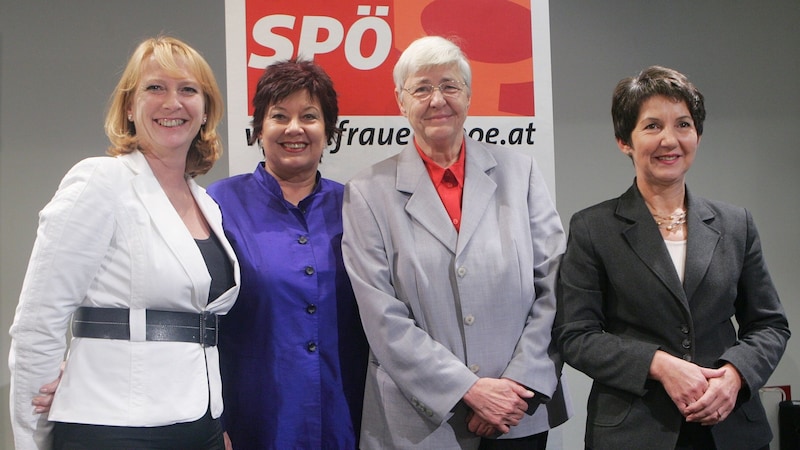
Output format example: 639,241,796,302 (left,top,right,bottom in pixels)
637,179,686,215
265,165,316,206
143,149,188,186
417,136,462,168
638,180,688,239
